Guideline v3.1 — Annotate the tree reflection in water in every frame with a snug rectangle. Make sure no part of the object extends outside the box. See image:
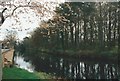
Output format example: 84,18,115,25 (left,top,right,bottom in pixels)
14,53,119,79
